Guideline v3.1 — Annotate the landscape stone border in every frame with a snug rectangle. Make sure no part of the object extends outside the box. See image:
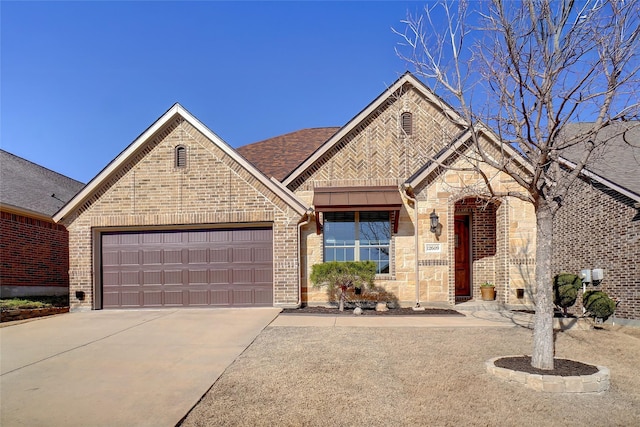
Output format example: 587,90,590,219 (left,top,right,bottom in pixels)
485,356,610,393
0,307,69,323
